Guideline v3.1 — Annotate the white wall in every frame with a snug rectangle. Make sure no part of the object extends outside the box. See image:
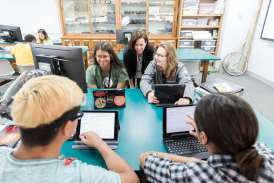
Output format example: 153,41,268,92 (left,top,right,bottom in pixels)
248,0,274,86
219,0,274,86
0,0,61,41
